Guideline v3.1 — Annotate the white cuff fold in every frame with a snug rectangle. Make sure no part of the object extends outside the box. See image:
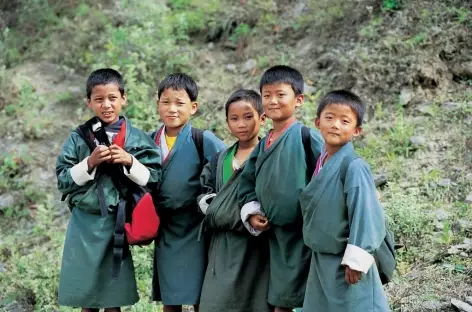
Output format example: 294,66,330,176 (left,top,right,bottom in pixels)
199,193,217,215
123,156,150,186
70,157,96,186
240,201,265,236
341,244,375,274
